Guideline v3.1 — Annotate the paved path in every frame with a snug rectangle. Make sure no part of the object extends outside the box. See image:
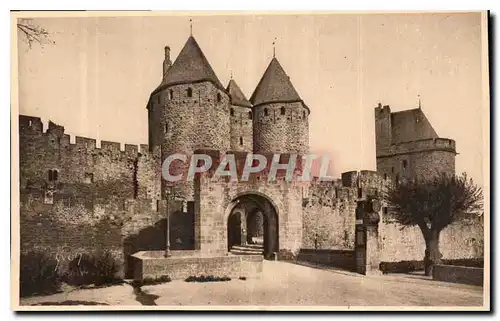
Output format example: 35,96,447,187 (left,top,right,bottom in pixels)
143,261,484,307
19,261,484,308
